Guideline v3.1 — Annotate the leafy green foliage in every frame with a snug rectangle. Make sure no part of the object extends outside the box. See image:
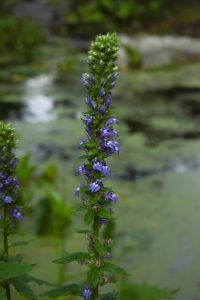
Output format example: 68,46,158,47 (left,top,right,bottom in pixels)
42,283,83,298
53,0,200,37
103,262,128,276
84,210,95,225
10,277,36,299
0,16,44,64
98,208,114,221
0,0,20,15
0,262,33,281
18,274,52,286
94,239,107,255
87,267,100,287
53,252,89,264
